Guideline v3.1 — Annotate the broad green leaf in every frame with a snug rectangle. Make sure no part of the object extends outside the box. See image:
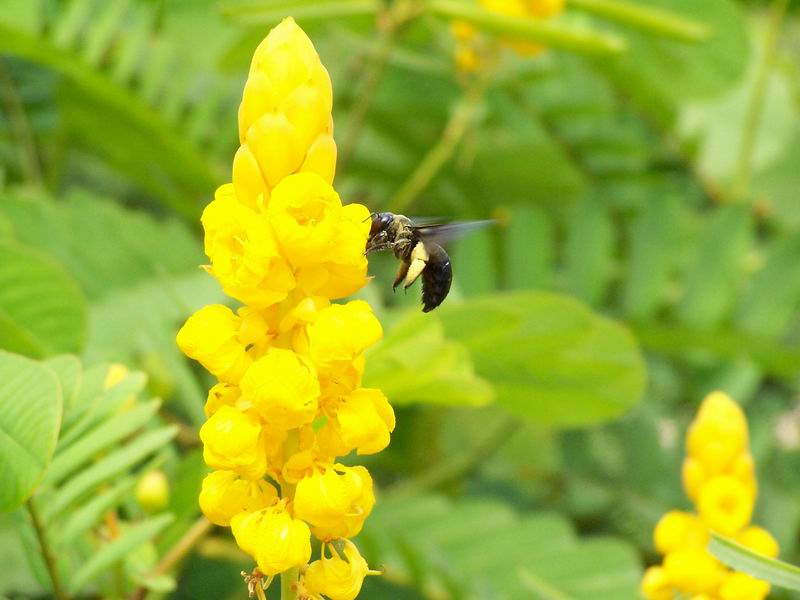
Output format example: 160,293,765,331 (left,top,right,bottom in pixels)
365,314,493,407
0,352,62,511
0,242,87,357
44,355,82,415
709,533,800,591
69,514,174,594
752,132,800,231
436,292,646,425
